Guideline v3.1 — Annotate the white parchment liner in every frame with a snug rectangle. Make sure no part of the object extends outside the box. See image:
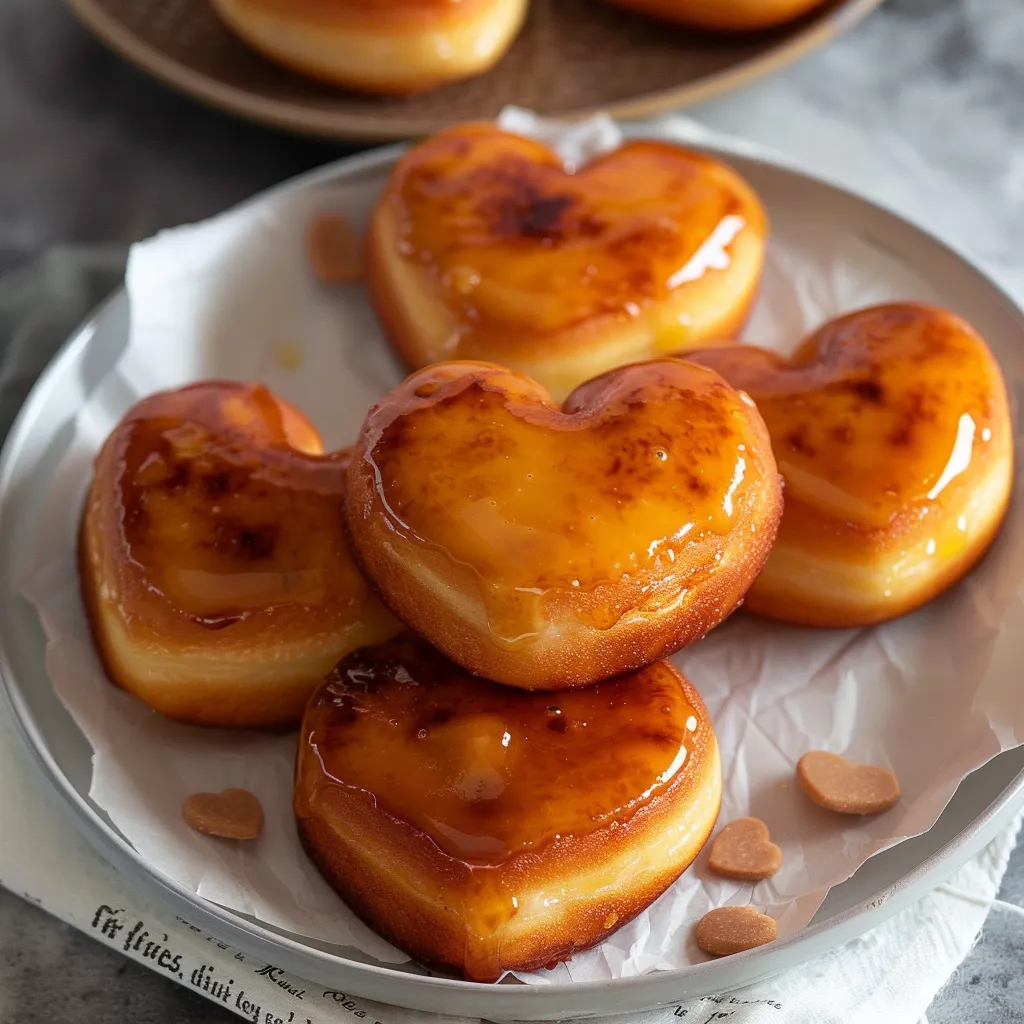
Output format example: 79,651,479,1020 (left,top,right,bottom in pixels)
21,113,1024,983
